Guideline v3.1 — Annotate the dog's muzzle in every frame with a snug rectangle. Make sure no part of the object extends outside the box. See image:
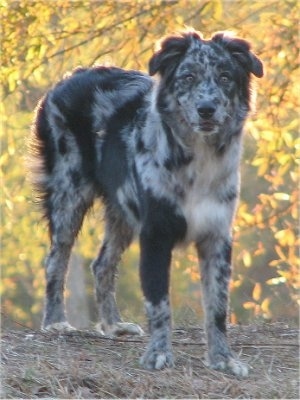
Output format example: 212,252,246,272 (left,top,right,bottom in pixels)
197,101,218,132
